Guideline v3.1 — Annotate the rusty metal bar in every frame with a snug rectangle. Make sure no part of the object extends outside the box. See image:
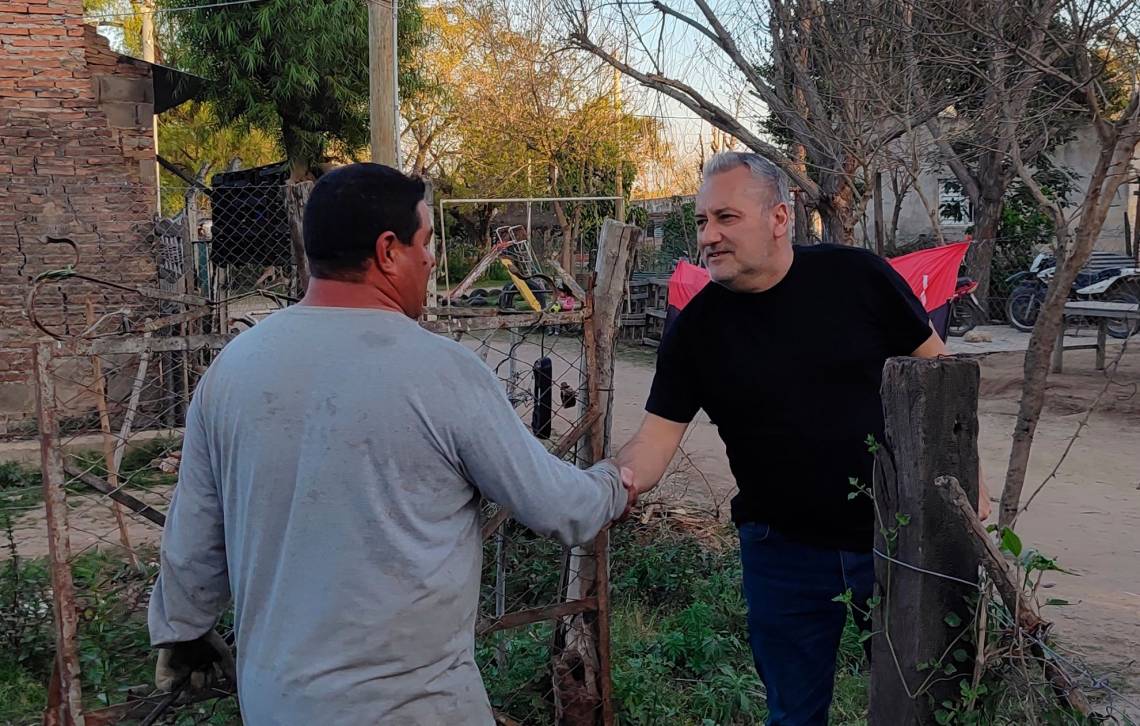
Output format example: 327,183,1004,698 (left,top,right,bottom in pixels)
476,597,598,637
595,527,615,725
419,310,586,334
63,463,167,527
35,342,85,726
